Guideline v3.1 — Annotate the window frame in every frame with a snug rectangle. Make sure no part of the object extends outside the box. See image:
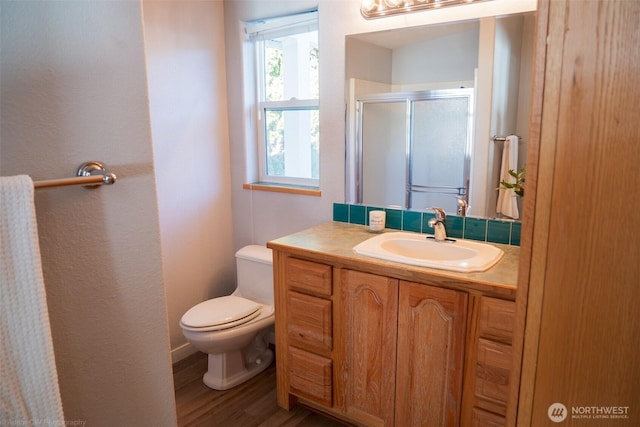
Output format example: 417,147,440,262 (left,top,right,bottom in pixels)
256,101,320,187
247,11,320,188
